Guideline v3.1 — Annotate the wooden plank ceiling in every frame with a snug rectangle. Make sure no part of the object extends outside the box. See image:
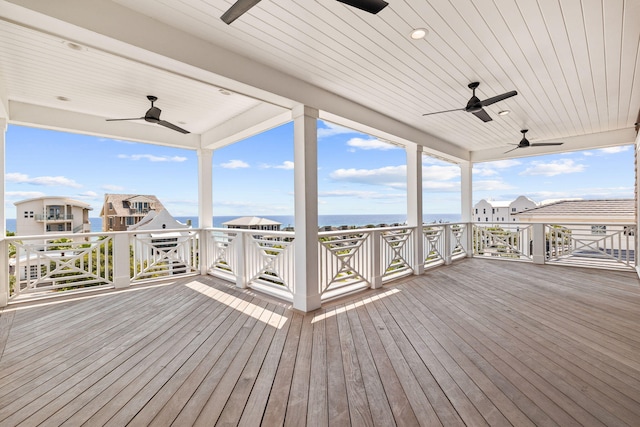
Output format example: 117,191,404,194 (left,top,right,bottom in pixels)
0,0,638,160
